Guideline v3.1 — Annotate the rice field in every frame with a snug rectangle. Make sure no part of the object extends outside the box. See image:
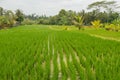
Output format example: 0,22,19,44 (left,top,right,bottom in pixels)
0,25,120,80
